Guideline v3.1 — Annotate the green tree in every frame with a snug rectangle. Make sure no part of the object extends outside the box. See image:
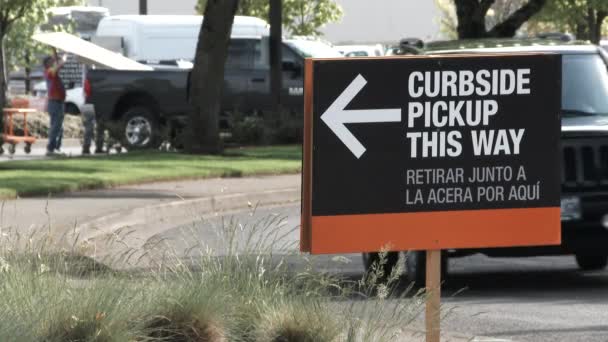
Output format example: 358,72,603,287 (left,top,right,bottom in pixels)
196,0,266,18
5,0,81,93
436,0,547,39
531,0,608,43
283,0,342,36
0,0,38,149
195,0,342,36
